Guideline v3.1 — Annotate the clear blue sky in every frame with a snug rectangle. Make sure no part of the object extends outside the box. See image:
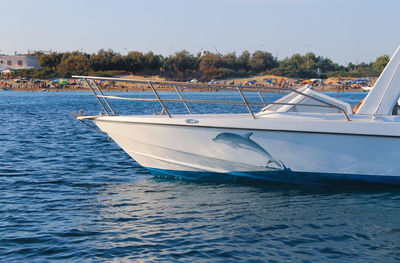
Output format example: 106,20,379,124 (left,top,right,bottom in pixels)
1,0,400,65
